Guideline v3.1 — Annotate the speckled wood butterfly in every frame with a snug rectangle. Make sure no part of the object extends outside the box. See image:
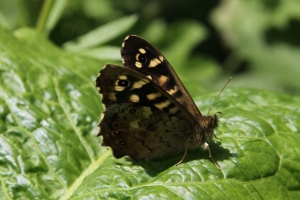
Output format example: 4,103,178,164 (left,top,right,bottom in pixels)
96,35,227,168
